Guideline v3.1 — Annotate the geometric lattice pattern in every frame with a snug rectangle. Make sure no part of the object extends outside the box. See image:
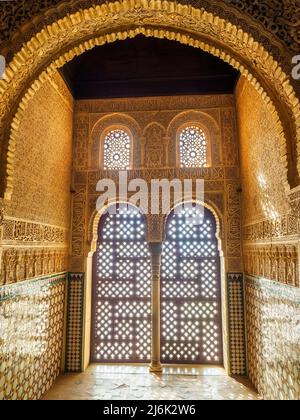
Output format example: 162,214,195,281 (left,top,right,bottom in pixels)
91,204,151,363
66,273,84,372
103,129,131,170
0,274,66,400
161,205,223,364
227,273,246,375
179,125,207,167
245,276,300,400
